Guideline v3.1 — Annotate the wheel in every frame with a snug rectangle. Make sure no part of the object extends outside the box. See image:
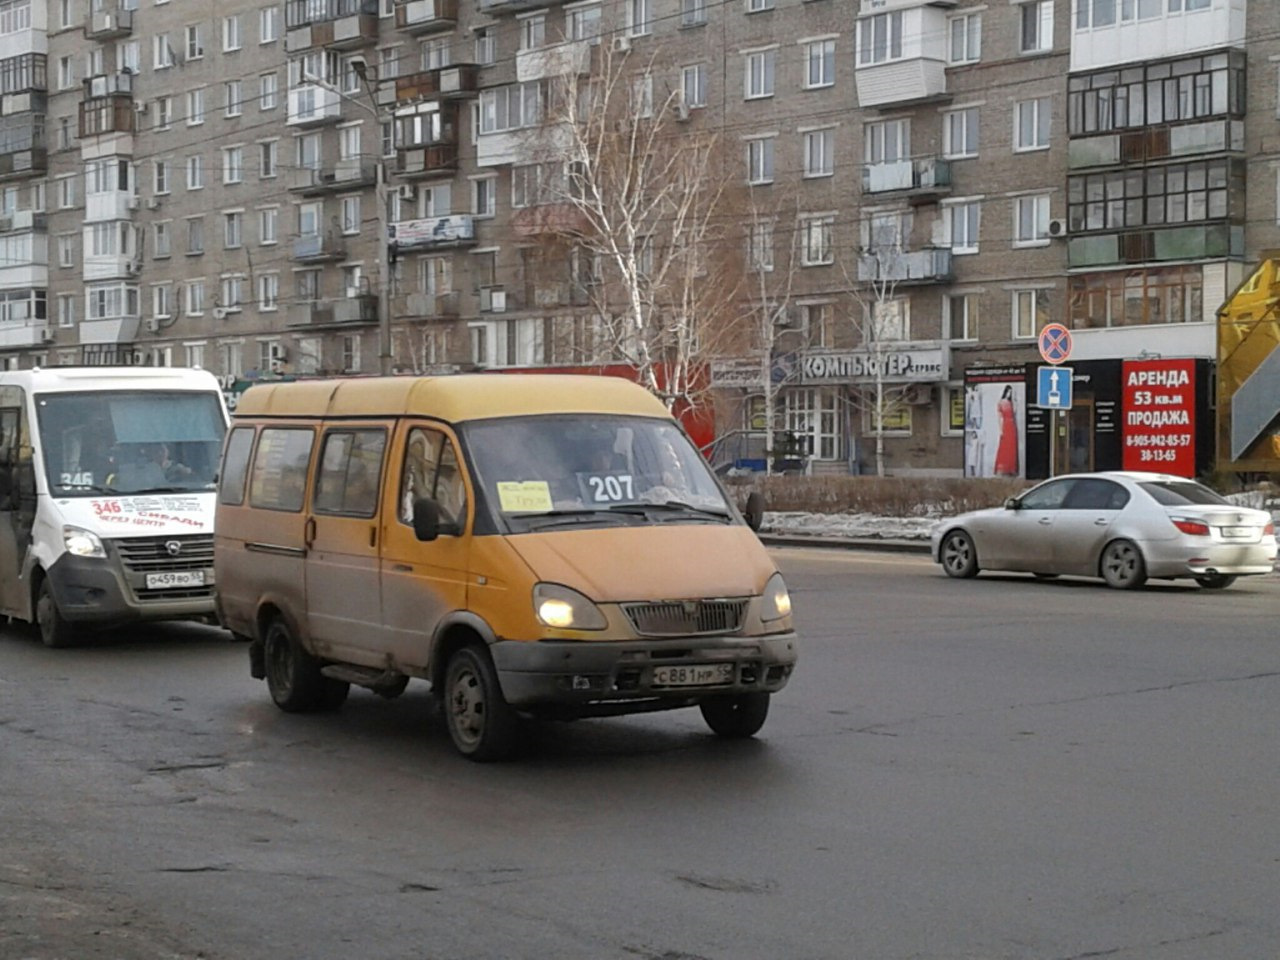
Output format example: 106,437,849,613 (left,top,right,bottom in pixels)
443,645,520,761
700,692,770,738
1099,539,1147,590
1195,574,1237,590
262,618,349,713
36,579,79,649
940,530,979,579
